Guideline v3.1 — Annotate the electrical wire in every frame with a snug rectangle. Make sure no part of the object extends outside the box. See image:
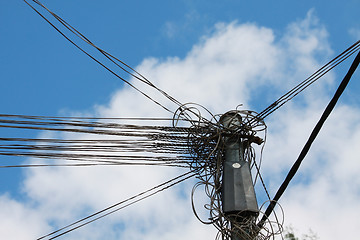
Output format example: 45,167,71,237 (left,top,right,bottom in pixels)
0,105,277,239
17,1,360,239
255,40,360,121
258,48,360,228
174,105,282,240
0,115,199,168
37,171,196,240
23,0,183,114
